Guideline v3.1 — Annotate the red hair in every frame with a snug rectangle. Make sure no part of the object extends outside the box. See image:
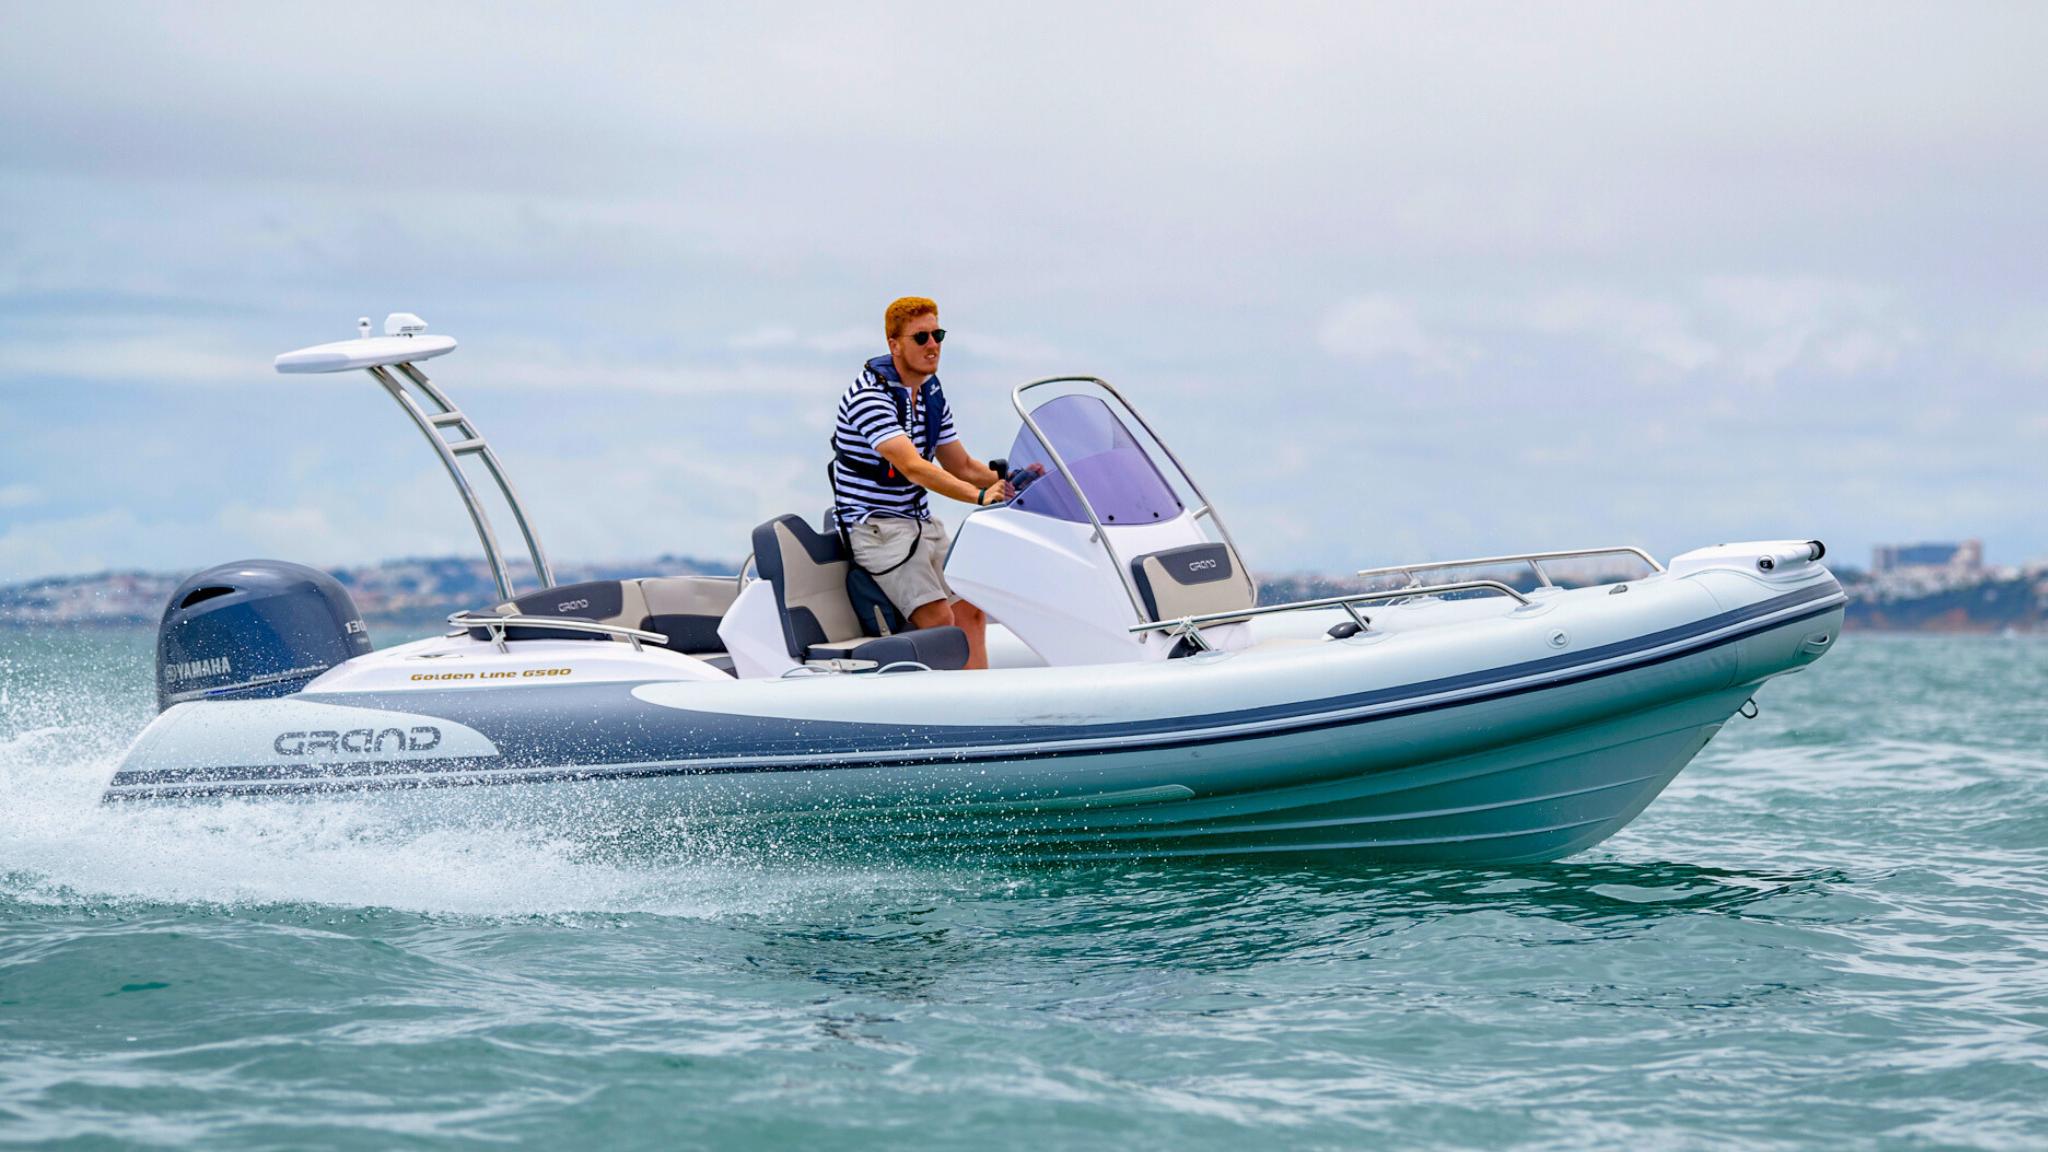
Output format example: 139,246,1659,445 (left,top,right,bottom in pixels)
885,297,938,339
